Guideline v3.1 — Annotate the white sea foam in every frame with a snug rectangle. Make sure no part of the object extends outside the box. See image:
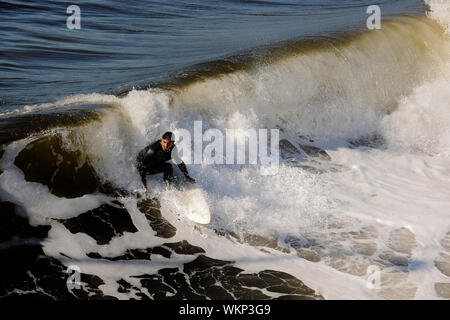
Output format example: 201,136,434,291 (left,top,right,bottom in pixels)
1,6,449,299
